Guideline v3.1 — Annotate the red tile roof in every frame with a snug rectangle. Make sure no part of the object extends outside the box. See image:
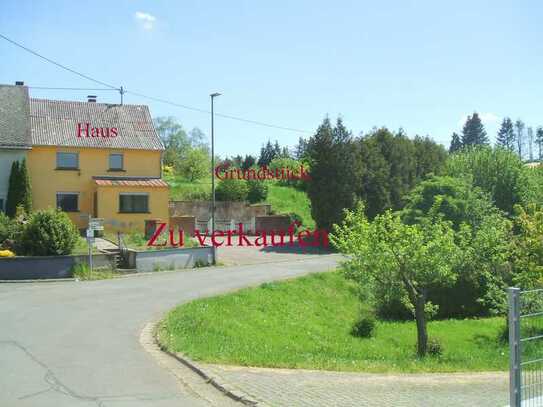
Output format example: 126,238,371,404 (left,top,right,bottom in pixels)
94,178,169,188
30,98,164,151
